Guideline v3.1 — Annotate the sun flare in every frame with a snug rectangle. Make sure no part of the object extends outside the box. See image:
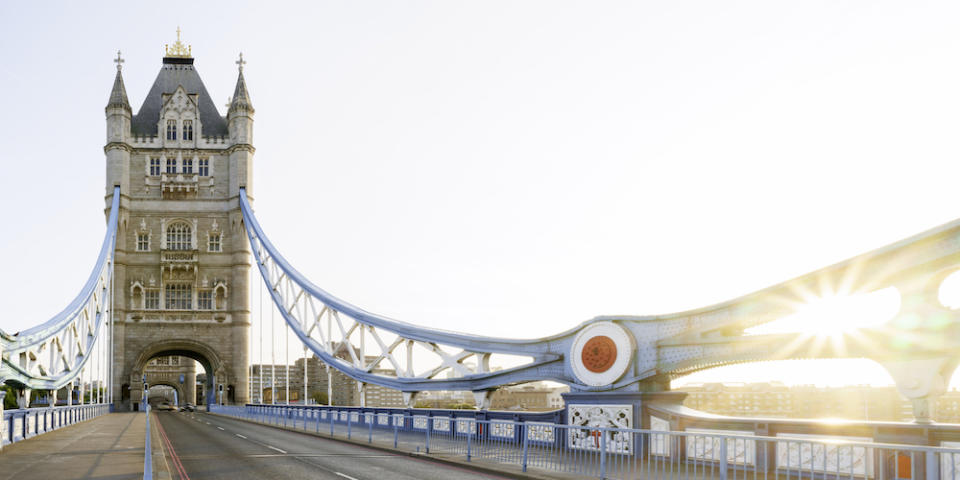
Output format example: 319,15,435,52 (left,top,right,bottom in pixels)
746,287,900,337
